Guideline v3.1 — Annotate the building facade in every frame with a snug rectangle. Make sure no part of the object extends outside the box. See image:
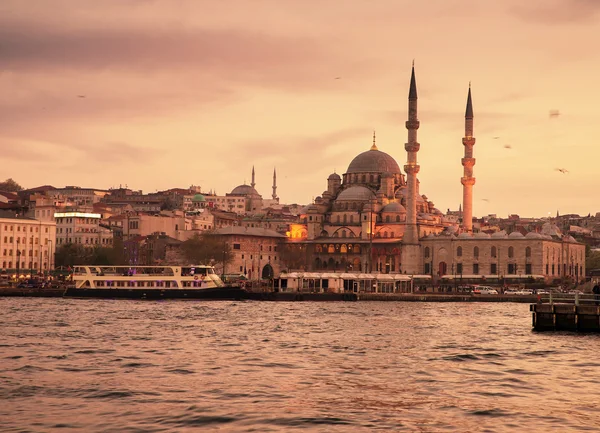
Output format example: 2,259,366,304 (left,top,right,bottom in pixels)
0,216,57,273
